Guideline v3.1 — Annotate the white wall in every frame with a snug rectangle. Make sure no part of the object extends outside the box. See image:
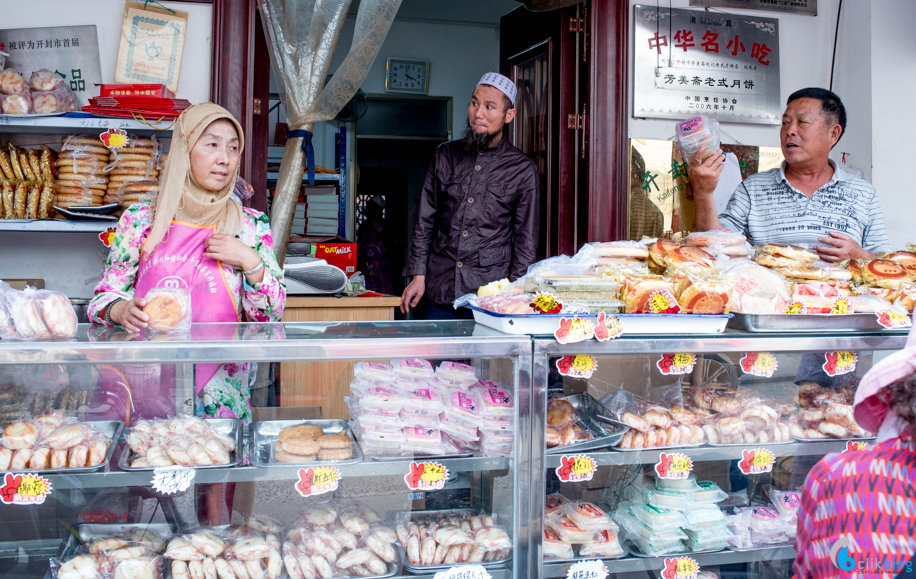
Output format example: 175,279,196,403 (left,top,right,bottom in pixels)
0,0,213,104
